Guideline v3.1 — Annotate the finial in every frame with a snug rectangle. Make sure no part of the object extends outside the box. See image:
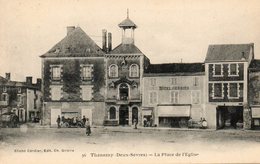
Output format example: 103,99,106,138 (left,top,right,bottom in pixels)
127,8,129,18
